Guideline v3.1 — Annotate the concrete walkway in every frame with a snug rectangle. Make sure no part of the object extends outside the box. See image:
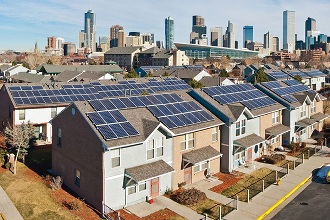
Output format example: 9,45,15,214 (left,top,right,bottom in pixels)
0,186,24,220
